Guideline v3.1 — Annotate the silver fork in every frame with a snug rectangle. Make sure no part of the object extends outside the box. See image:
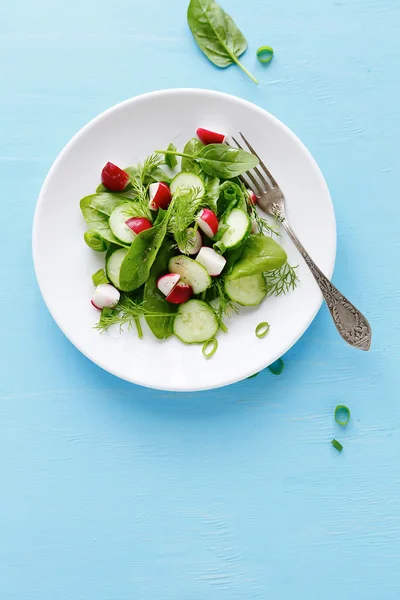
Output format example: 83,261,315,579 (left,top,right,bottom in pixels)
231,132,372,351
